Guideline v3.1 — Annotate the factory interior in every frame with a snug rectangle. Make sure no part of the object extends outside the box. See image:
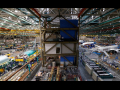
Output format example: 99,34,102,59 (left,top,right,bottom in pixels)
0,8,120,81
